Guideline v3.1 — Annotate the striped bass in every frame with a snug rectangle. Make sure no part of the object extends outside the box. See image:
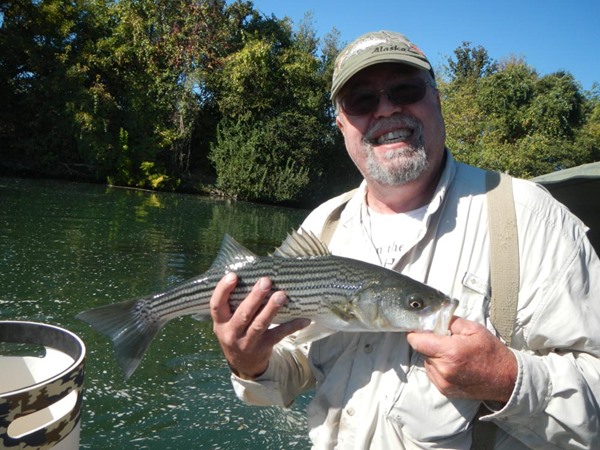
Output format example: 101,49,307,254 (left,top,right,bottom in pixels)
77,229,458,379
